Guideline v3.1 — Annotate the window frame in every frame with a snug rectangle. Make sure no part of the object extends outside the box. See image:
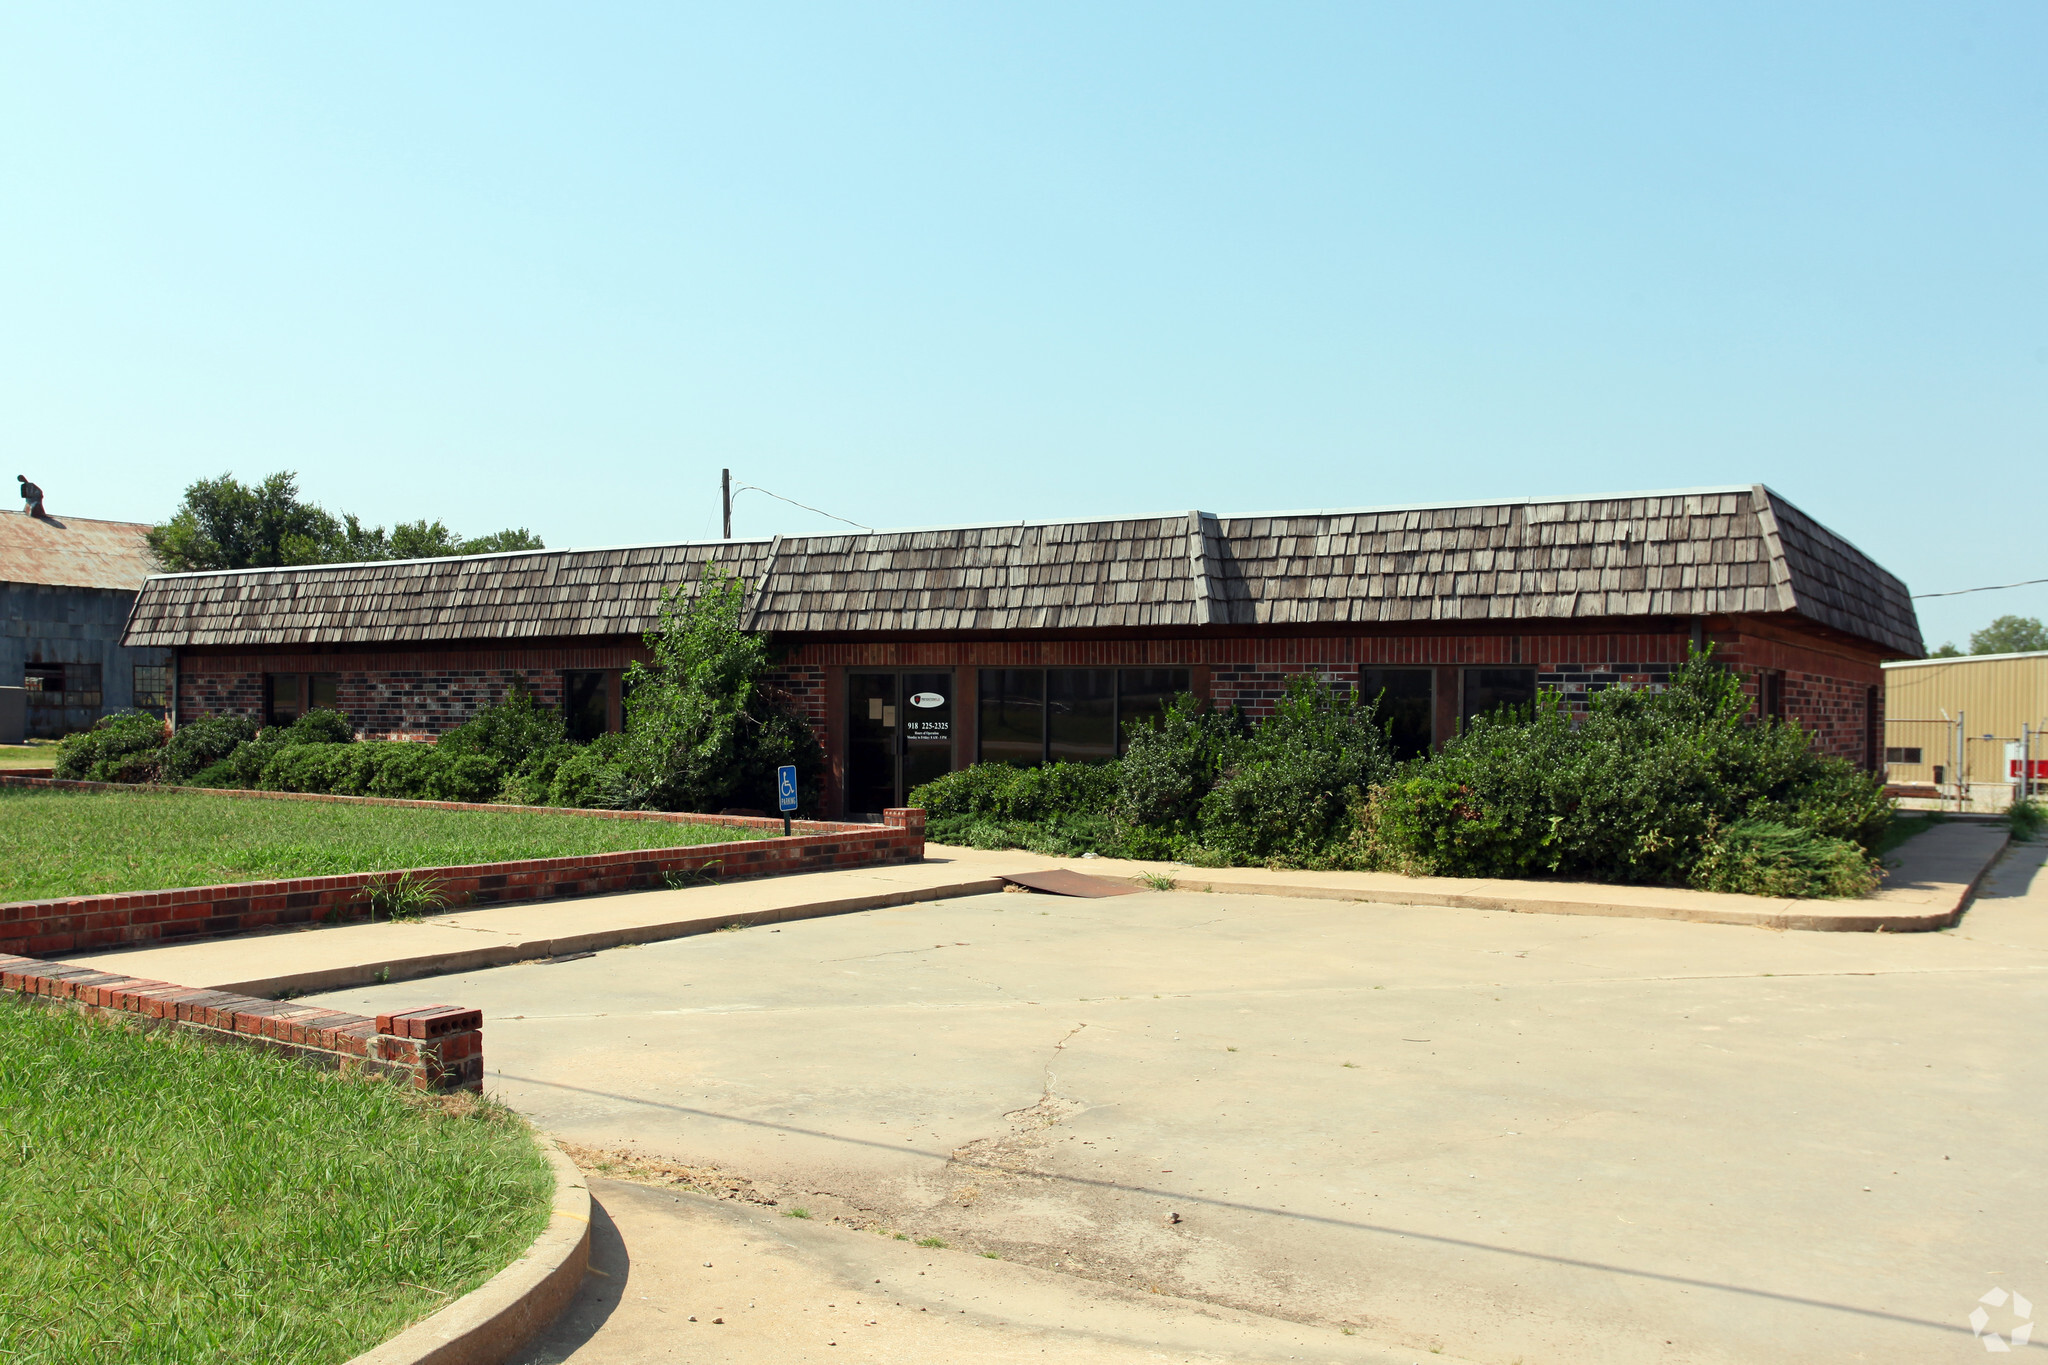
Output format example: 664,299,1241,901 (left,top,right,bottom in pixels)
132,664,171,713
976,666,1192,766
